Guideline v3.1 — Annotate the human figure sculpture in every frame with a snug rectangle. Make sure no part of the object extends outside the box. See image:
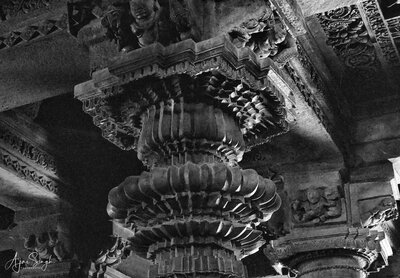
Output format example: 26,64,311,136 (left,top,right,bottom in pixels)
292,187,342,224
230,6,289,59
129,0,161,47
24,231,70,263
324,186,342,219
363,197,397,227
